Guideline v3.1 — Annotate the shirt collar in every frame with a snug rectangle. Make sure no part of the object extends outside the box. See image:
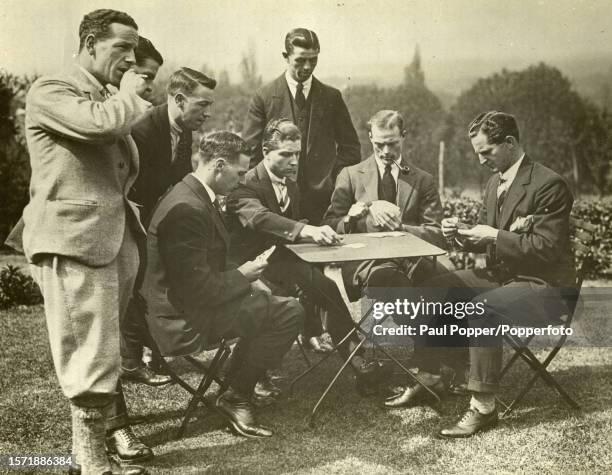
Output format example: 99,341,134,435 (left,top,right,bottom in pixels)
374,155,402,177
499,153,525,185
190,173,217,203
263,161,287,185
285,70,313,98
